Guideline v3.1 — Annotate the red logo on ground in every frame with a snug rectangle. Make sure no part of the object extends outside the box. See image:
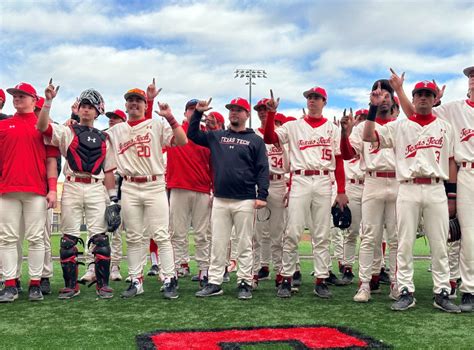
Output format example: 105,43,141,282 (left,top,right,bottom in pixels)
137,325,390,349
